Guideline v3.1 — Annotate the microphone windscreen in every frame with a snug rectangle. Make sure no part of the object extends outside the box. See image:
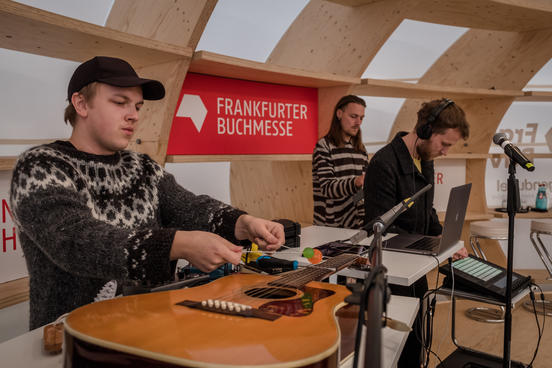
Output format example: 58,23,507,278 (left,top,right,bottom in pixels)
350,230,367,245
493,132,506,145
